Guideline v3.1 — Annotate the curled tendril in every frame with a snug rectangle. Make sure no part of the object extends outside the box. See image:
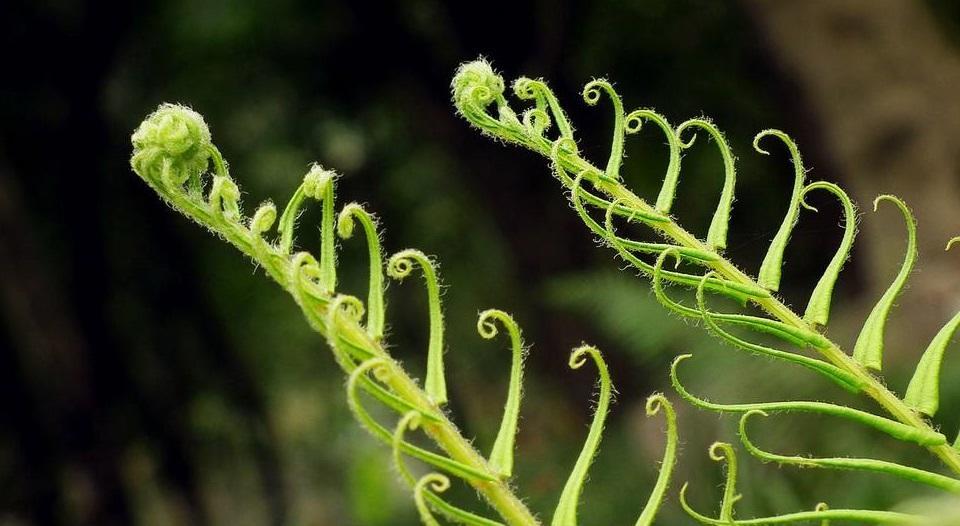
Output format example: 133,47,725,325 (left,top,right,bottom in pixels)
277,165,332,255
676,118,737,250
514,76,573,140
393,411,423,486
624,109,681,213
633,394,678,526
250,202,279,265
561,154,669,226
130,104,213,191
754,129,807,292
326,293,373,361
337,203,386,340
680,445,923,525
388,249,447,405
250,202,278,236
582,80,625,180
477,309,526,478
289,251,325,305
853,195,918,371
649,250,822,353
597,194,764,305
685,271,864,391
415,474,449,526
680,483,918,525
323,296,440,424
522,107,552,138
738,410,960,493
711,442,742,522
671,355,944,446
604,198,717,262
208,175,241,221
347,358,495,482
799,181,858,326
552,345,611,526
412,473,507,526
